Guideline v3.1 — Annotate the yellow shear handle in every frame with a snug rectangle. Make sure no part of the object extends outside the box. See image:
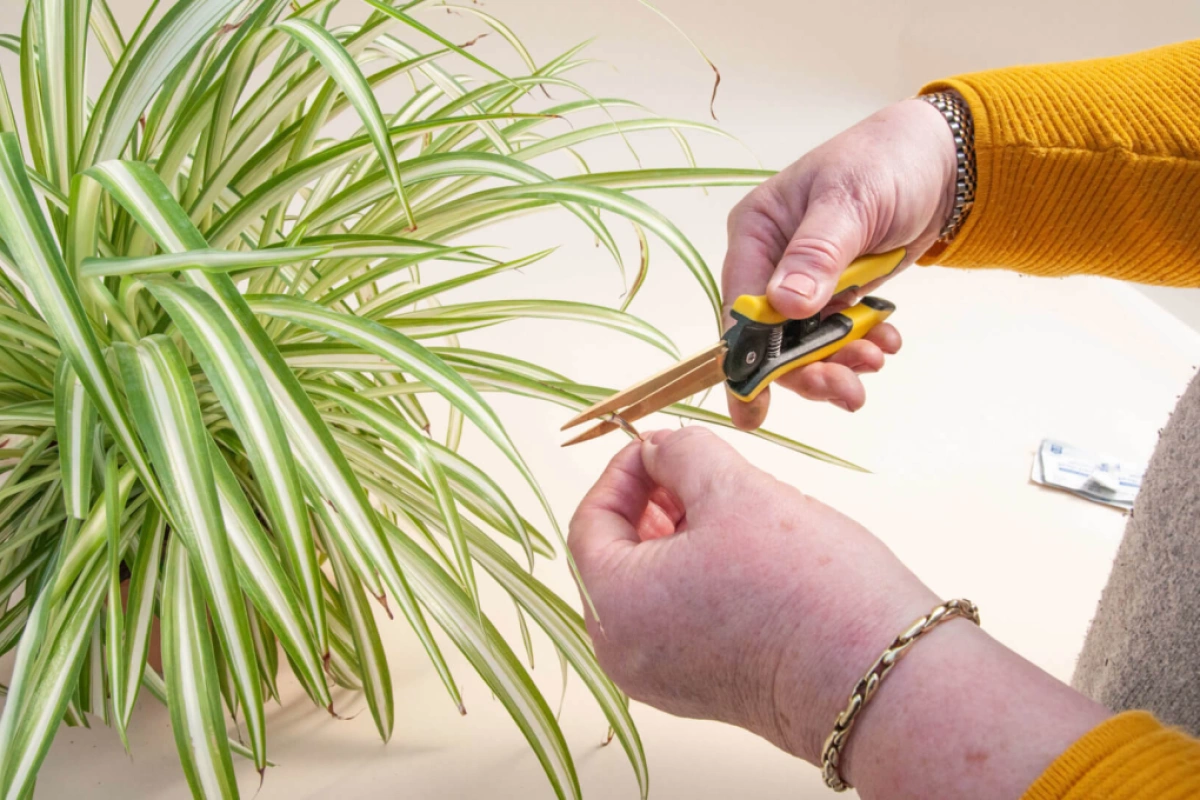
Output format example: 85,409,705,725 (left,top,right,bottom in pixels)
729,247,907,325
734,299,896,403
